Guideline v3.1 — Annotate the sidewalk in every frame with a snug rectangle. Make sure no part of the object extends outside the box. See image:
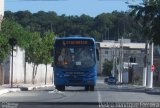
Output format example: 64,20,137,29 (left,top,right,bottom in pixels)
115,84,160,94
145,87,160,95
0,83,54,95
132,84,160,94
